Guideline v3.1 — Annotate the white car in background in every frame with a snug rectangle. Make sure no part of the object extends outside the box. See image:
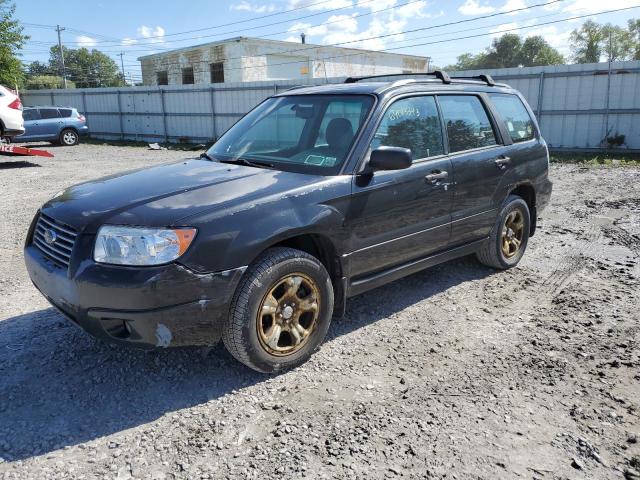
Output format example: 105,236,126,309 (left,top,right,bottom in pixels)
0,85,25,141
